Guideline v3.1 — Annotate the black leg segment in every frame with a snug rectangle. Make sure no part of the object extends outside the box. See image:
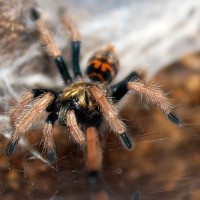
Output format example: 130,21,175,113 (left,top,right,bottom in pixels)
47,149,57,164
111,71,139,102
168,112,181,126
32,88,50,97
131,191,142,200
6,140,19,156
46,112,58,124
72,41,82,78
87,170,100,184
119,132,133,150
55,56,72,84
87,170,101,193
